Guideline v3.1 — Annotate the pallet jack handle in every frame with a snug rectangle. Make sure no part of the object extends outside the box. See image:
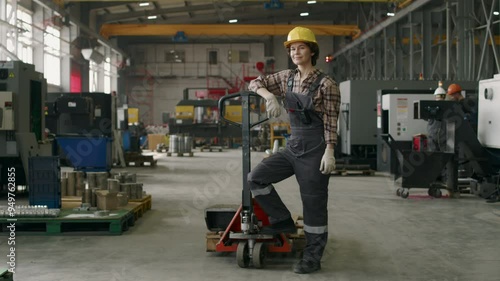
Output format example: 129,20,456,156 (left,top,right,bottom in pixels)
218,91,268,223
